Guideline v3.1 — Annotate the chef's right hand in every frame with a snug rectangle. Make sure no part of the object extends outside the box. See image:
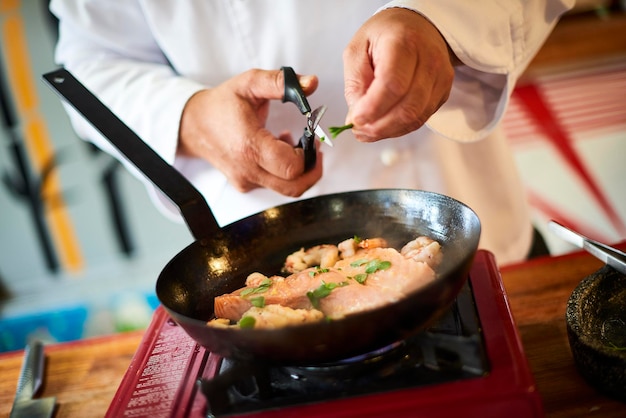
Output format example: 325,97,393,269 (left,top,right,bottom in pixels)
178,68,322,196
